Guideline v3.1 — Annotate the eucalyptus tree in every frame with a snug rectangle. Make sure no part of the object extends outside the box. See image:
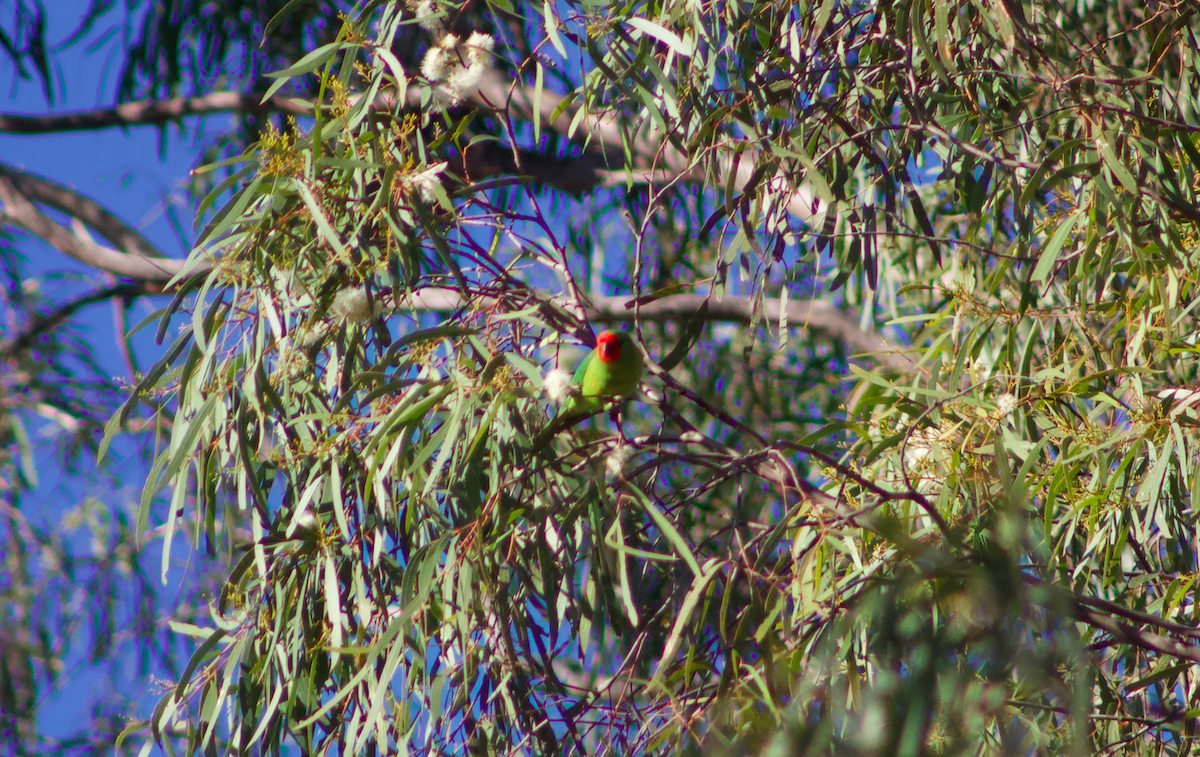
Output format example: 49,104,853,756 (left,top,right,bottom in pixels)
4,0,1200,755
